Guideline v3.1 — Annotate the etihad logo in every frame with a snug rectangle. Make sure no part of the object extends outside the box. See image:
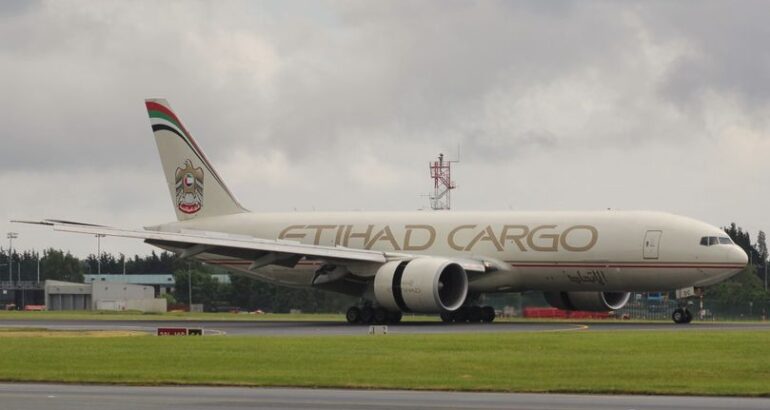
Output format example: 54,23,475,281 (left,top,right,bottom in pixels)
279,224,598,252
175,159,203,214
